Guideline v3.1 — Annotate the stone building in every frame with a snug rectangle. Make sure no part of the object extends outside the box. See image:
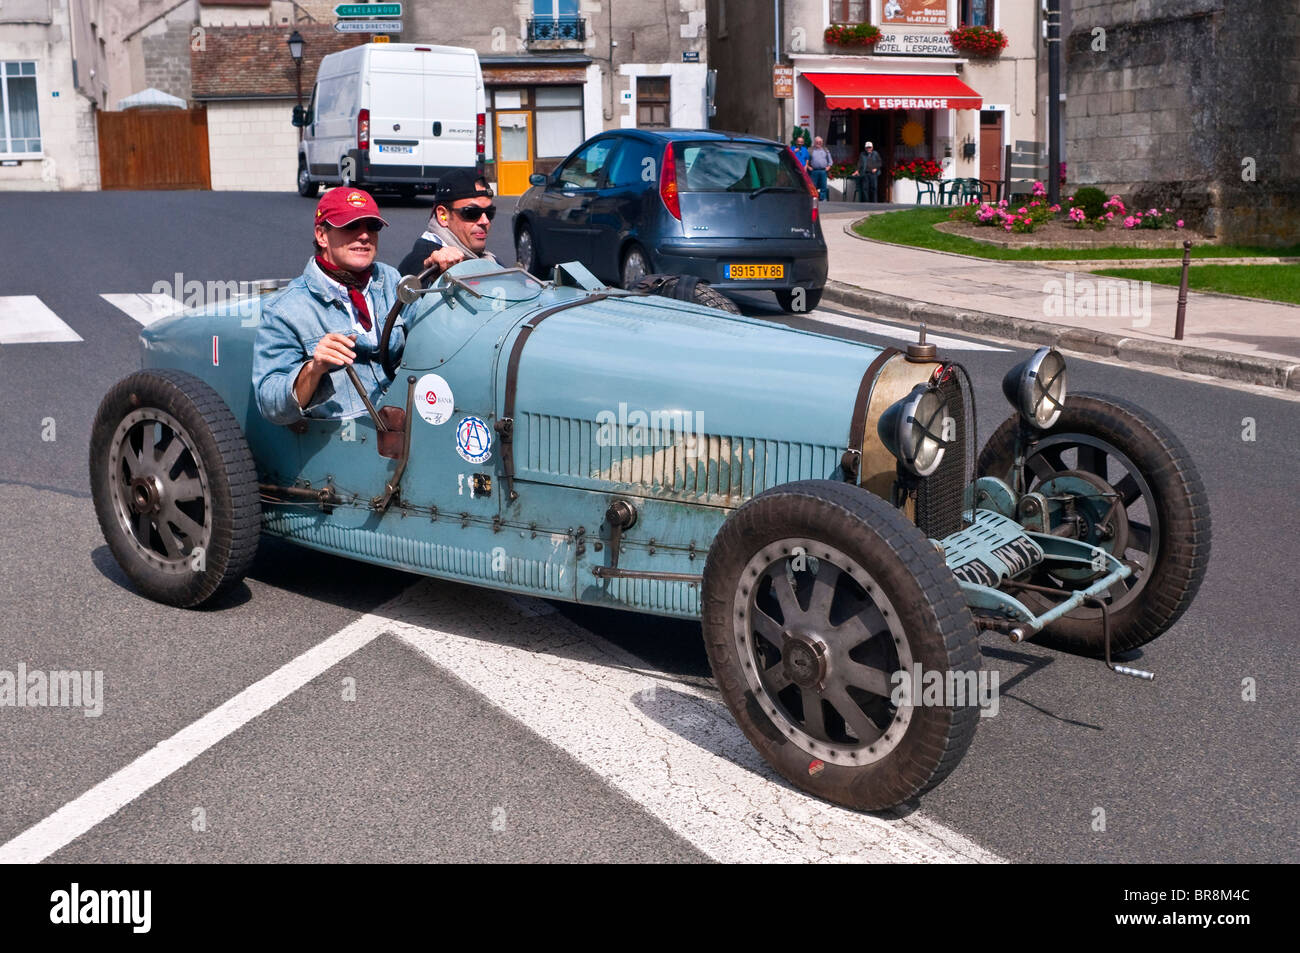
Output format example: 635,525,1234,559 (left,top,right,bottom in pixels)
408,0,710,194
1065,0,1300,245
0,0,104,190
707,0,1050,202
